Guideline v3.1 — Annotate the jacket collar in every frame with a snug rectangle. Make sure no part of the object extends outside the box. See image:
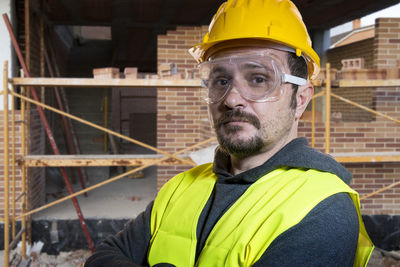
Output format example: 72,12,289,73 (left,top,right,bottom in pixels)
213,137,352,185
